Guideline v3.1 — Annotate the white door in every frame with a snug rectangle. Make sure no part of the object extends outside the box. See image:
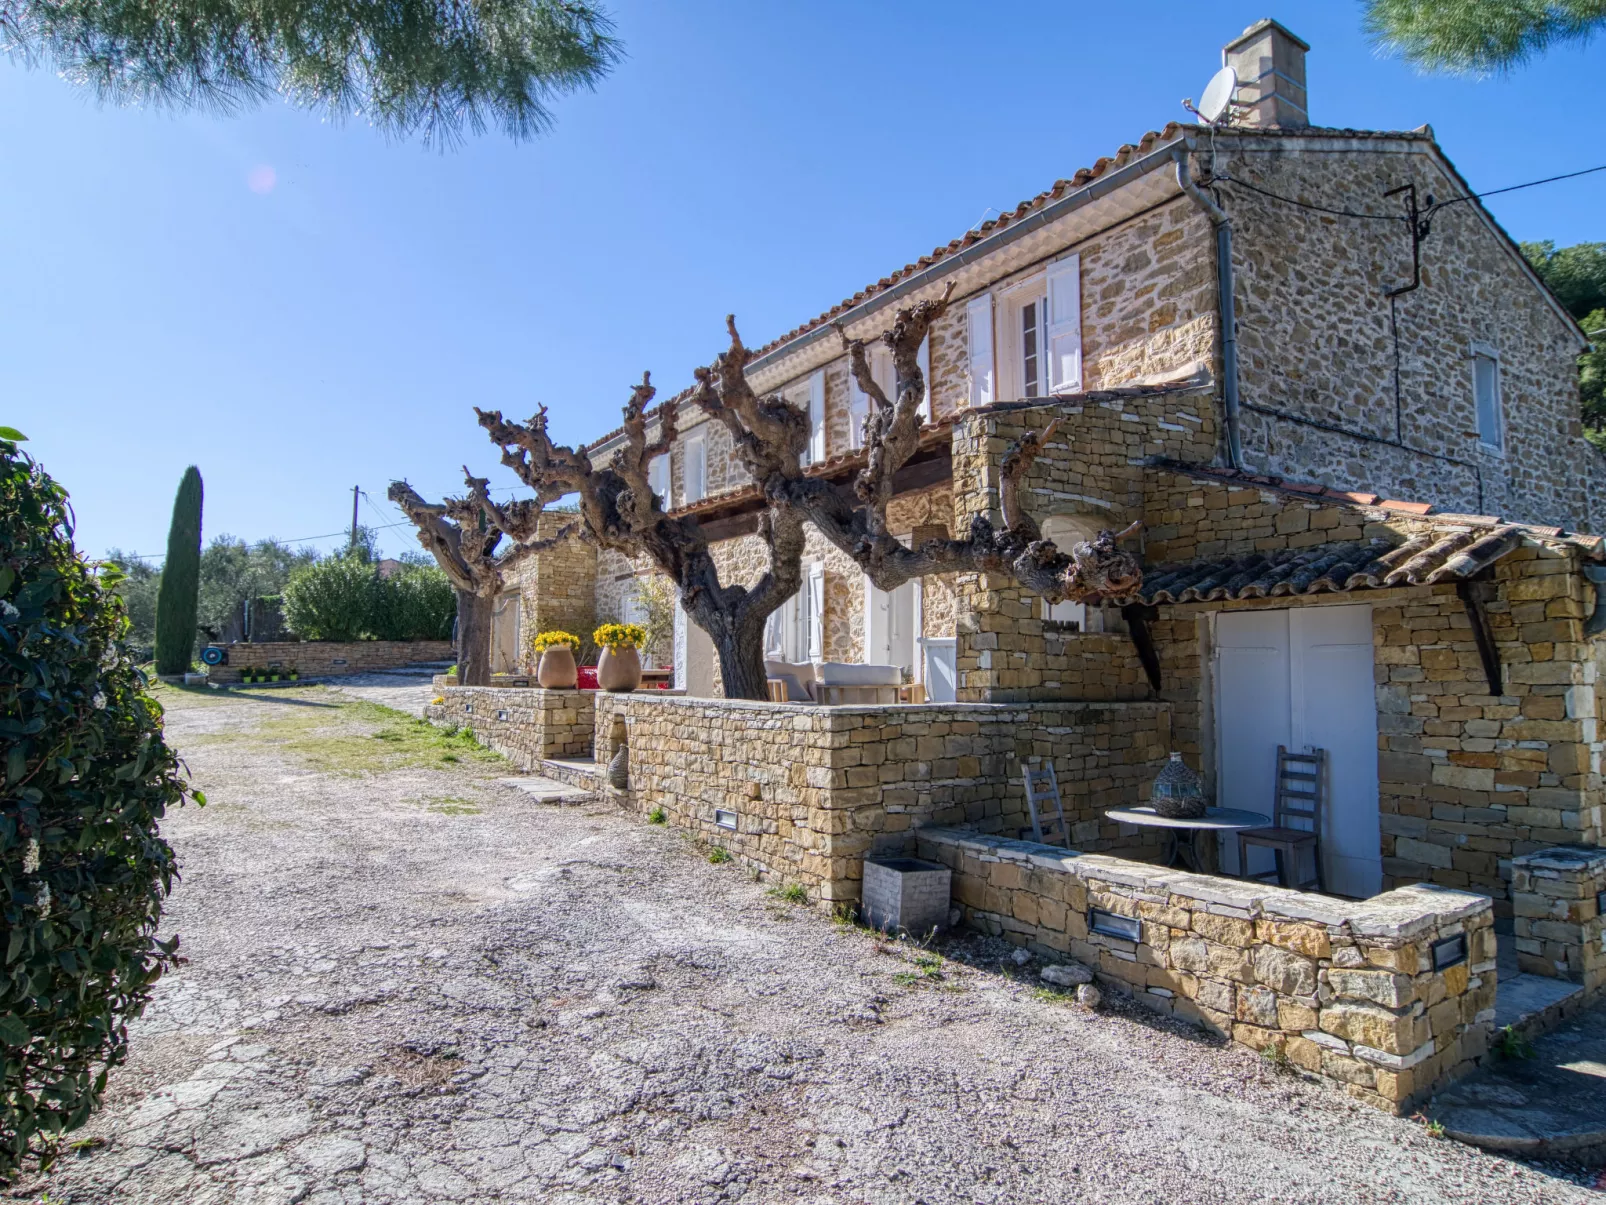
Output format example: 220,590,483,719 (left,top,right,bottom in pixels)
865,578,920,677
491,593,520,674
1214,605,1381,898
